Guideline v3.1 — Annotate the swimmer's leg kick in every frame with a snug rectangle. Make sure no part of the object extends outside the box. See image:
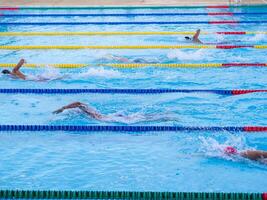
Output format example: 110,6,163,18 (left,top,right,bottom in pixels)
106,54,130,63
